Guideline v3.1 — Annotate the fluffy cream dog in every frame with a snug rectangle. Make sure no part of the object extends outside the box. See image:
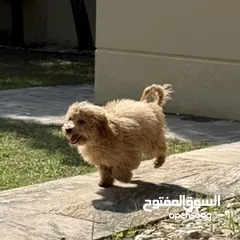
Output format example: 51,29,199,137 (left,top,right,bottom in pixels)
62,84,173,187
